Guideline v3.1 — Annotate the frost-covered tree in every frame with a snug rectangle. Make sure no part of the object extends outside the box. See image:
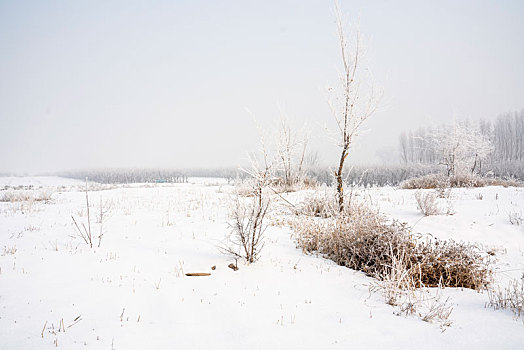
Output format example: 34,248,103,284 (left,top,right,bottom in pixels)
429,121,493,176
329,2,381,212
397,110,523,179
